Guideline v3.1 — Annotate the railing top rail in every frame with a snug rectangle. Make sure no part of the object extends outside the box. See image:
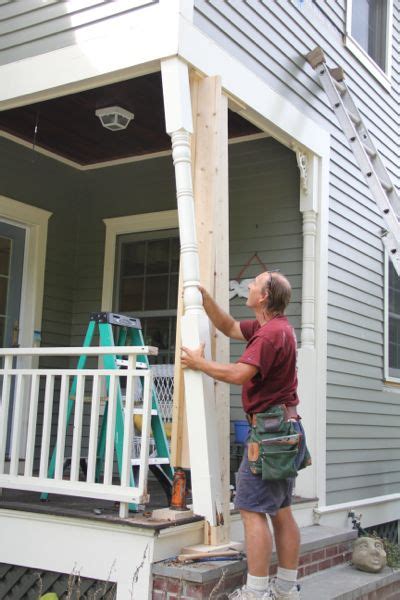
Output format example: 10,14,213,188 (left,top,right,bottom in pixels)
0,345,158,357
